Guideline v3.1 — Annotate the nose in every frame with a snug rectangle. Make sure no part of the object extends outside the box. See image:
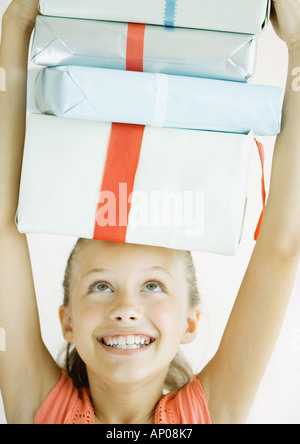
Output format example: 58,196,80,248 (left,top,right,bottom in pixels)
108,293,143,323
